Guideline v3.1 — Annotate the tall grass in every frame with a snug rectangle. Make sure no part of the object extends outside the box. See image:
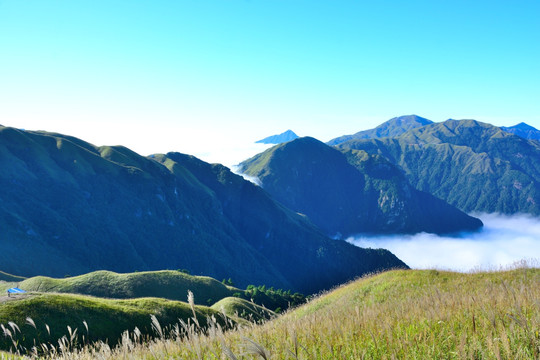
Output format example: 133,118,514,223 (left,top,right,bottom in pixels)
2,265,539,359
